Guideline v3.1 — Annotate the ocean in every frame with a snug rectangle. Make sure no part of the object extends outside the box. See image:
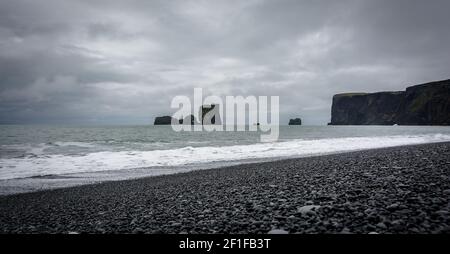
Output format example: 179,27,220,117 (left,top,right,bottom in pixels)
1,125,450,194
